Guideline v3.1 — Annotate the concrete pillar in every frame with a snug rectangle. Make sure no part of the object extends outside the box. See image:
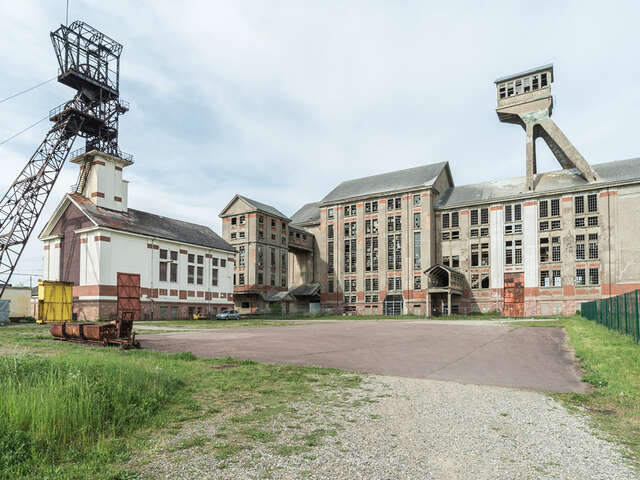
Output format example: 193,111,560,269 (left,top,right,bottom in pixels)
447,291,451,316
526,122,536,191
523,201,538,313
